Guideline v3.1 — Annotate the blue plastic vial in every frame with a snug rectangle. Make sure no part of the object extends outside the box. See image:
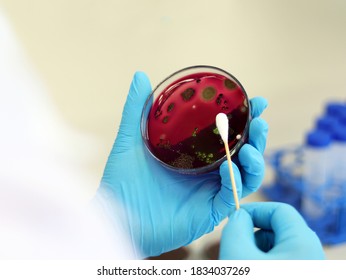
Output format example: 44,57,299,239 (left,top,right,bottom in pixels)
330,123,346,199
301,129,332,221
